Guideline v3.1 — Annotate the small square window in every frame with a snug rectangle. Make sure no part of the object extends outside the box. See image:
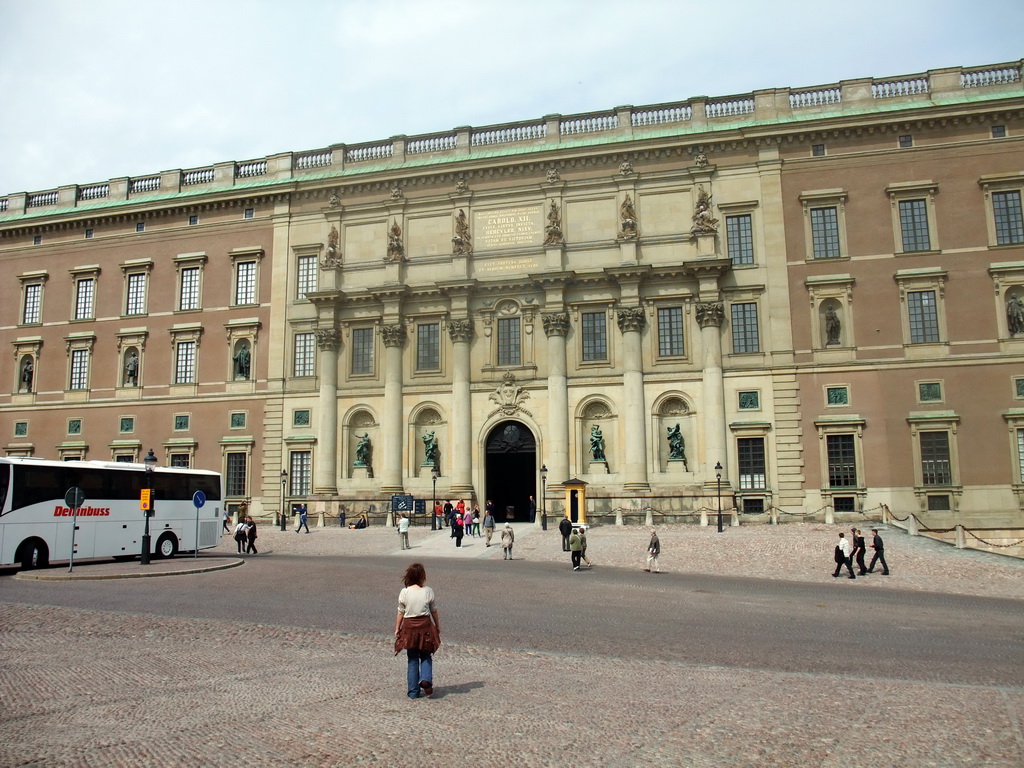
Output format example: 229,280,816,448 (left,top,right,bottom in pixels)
927,494,951,511
811,144,825,157
918,382,943,402
119,417,135,434
33,235,41,245
738,391,760,410
826,386,849,406
174,414,190,431
293,409,311,427
67,419,82,435
14,421,28,437
742,497,764,514
188,215,199,226
899,135,913,148
833,496,856,513
136,222,145,232
244,208,255,219
85,229,94,239
992,125,1006,138
230,412,247,429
